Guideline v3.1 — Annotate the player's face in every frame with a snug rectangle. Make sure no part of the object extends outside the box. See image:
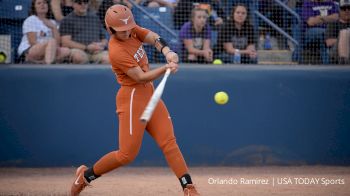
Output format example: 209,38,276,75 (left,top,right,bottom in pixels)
192,10,208,29
233,6,247,25
115,30,132,41
35,0,48,15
